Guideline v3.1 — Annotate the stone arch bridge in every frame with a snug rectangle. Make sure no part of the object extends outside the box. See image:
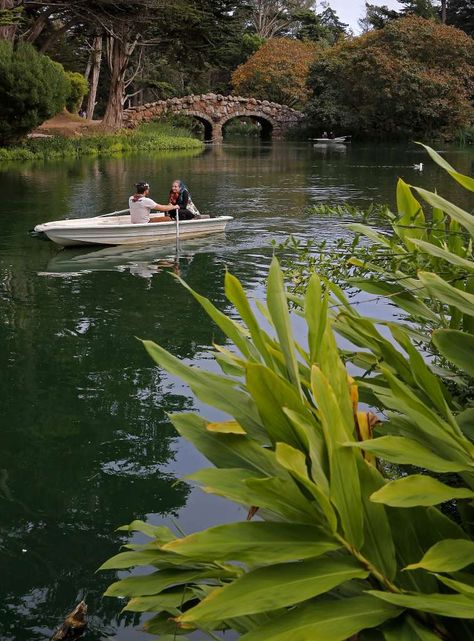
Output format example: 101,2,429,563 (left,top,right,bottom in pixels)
123,94,303,142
